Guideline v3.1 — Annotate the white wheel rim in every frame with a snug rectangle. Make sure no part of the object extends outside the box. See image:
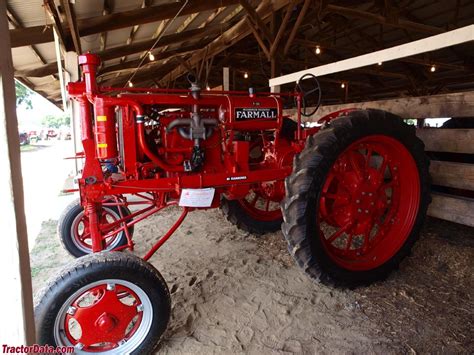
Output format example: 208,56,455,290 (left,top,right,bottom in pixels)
70,207,124,253
54,279,154,354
